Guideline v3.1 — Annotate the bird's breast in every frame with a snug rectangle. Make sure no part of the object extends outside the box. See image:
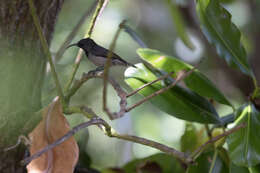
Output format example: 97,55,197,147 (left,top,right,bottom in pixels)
87,53,107,66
